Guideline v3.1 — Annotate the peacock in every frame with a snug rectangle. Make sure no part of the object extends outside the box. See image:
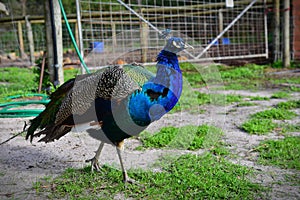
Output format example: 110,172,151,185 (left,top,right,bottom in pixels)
26,37,193,183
